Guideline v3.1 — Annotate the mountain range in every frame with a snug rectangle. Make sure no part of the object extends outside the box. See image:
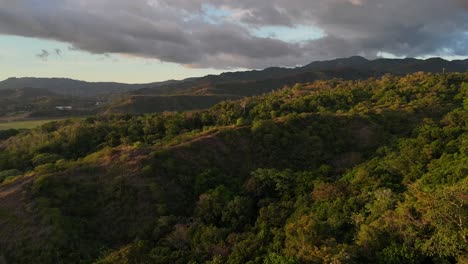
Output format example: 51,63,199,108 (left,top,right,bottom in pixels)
1,56,467,115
